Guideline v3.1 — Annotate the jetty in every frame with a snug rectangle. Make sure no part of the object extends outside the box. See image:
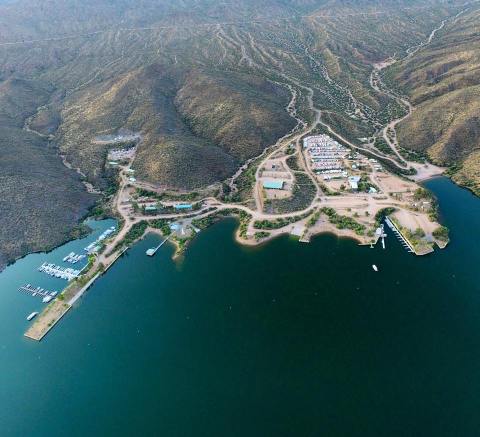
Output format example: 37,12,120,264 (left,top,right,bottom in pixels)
25,247,128,341
385,217,414,253
19,284,58,299
146,235,170,256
